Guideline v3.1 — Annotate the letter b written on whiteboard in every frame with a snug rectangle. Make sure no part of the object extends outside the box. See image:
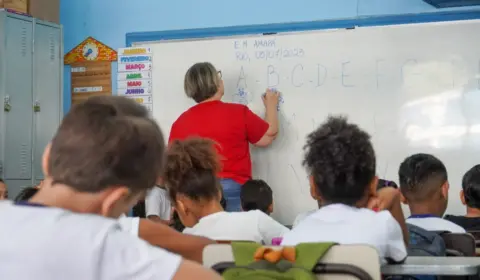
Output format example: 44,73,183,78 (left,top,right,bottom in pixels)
267,65,279,87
